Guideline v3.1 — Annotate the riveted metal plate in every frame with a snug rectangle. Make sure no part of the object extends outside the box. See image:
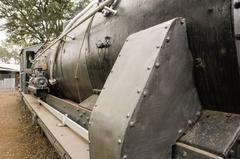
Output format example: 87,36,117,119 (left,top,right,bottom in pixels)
89,18,201,159
180,110,240,157
121,18,201,159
